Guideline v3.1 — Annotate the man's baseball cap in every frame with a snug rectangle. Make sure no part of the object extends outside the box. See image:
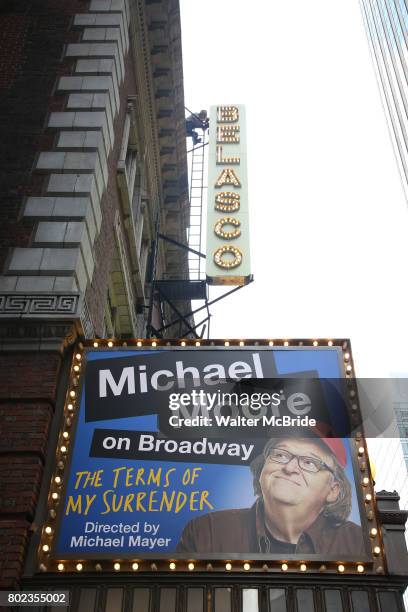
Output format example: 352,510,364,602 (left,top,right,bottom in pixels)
269,422,347,468
309,422,347,468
